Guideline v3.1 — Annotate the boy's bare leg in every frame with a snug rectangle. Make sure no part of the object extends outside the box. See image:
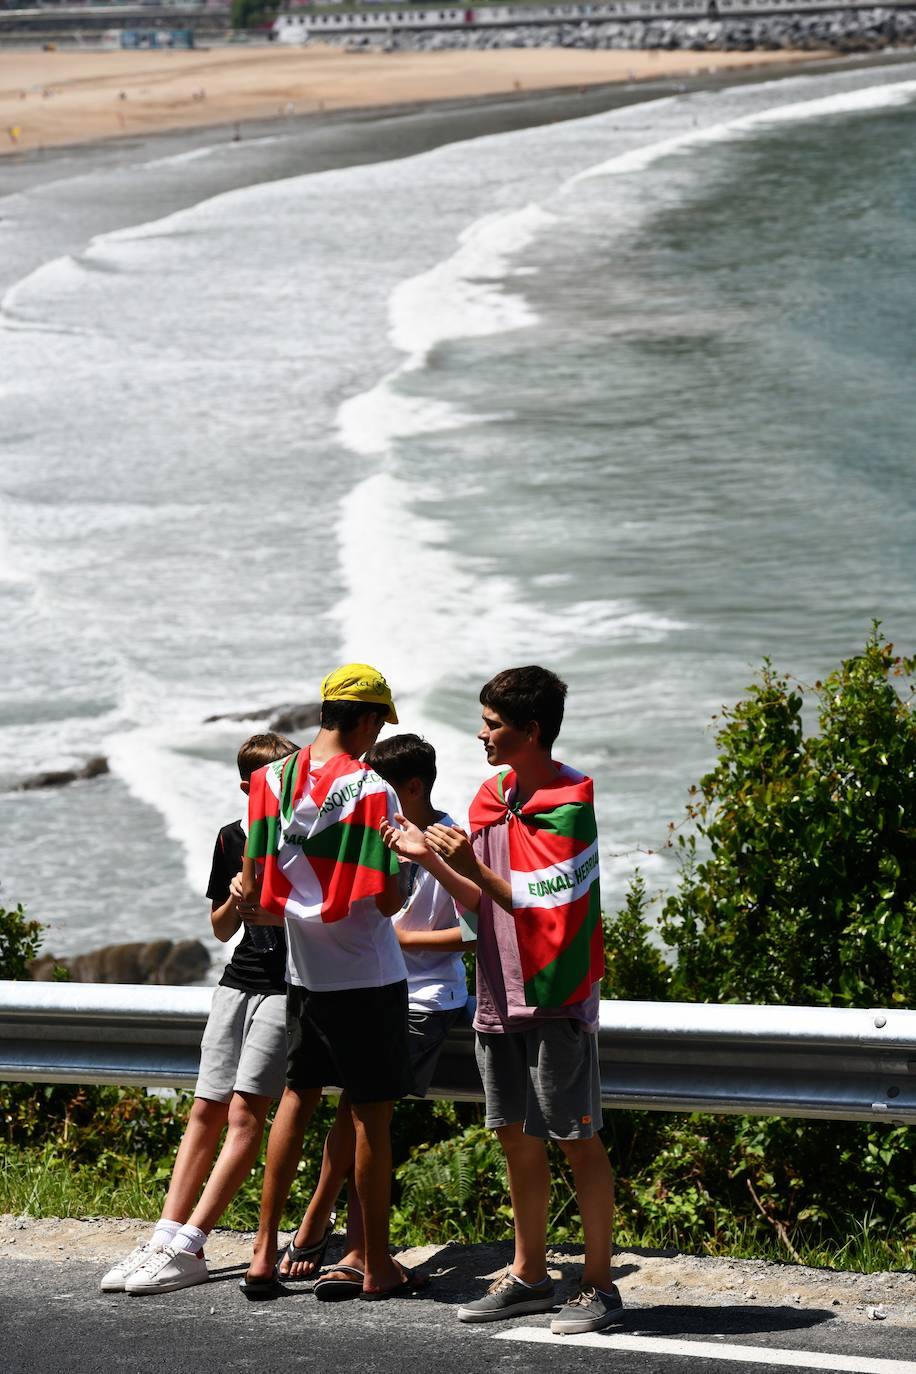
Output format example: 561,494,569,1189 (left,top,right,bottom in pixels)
350,1099,402,1293
159,1097,230,1225
182,1091,273,1239
246,1085,322,1282
496,1123,551,1283
279,1093,357,1279
557,1135,615,1291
